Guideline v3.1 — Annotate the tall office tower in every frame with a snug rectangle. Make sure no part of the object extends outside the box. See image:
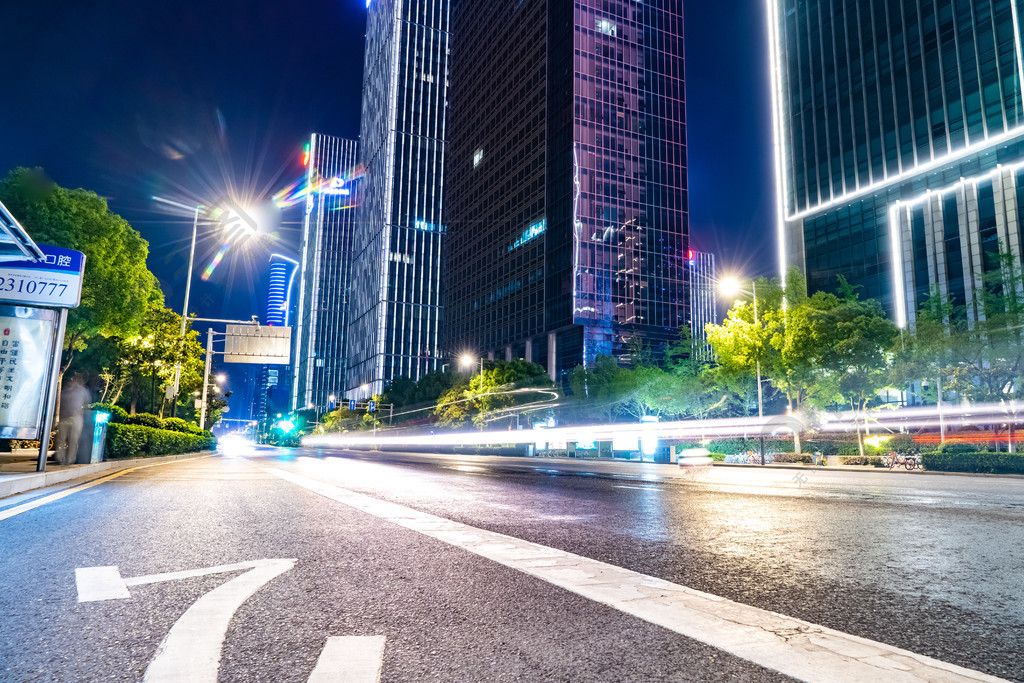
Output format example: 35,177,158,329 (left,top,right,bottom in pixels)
346,0,450,397
687,249,717,361
291,133,360,410
768,0,1024,327
444,1,689,380
256,254,297,423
